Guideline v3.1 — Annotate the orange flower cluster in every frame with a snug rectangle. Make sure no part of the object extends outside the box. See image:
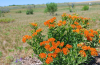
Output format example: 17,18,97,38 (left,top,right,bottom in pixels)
22,35,32,43
62,13,90,25
32,28,42,36
30,23,37,27
84,29,98,41
44,17,56,28
57,20,66,26
39,38,73,64
77,43,98,57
